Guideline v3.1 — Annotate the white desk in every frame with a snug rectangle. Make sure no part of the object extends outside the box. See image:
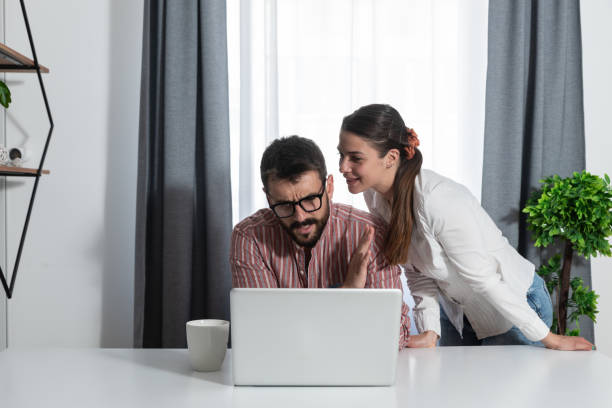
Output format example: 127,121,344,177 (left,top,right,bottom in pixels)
1,347,611,407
